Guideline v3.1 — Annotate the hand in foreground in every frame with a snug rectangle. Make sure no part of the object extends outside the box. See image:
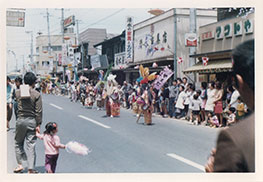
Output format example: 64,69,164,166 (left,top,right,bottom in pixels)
36,125,40,133
205,148,216,172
